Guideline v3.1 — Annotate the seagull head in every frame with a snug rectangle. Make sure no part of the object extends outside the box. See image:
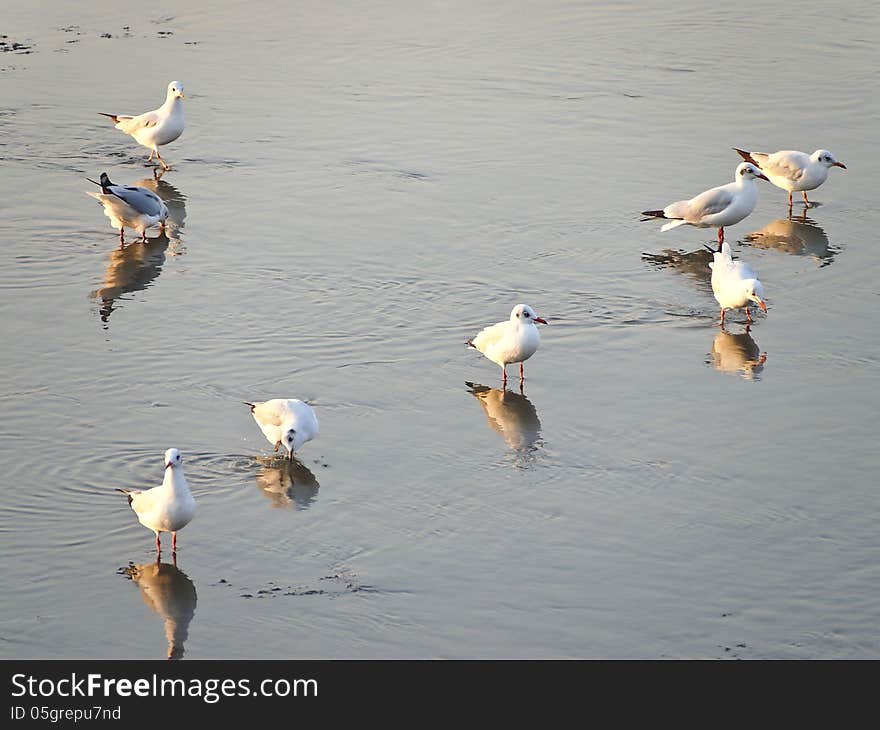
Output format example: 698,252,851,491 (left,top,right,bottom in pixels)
812,149,846,169
510,304,548,325
283,428,297,459
167,81,185,100
164,448,183,470
736,162,769,182
745,280,767,313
